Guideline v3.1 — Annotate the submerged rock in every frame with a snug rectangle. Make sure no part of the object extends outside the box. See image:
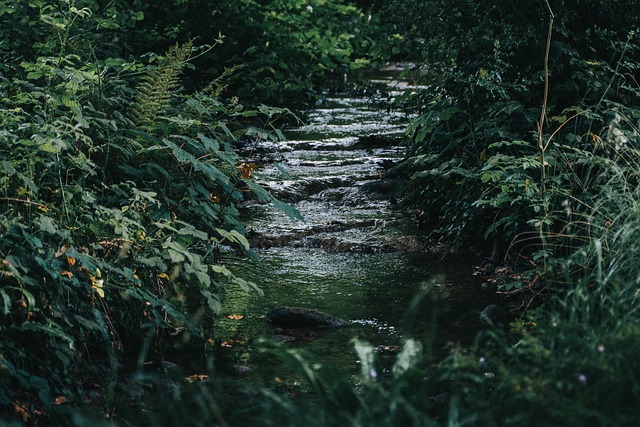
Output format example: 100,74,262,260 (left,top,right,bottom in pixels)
350,134,403,149
266,306,349,328
360,178,404,200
